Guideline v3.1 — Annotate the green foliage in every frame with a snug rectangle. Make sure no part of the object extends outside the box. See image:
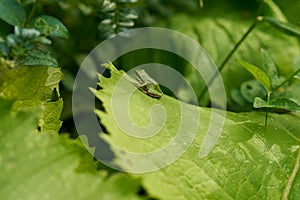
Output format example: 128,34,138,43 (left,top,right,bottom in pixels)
0,0,69,67
0,26,59,67
148,0,300,109
238,49,300,126
1,0,300,199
